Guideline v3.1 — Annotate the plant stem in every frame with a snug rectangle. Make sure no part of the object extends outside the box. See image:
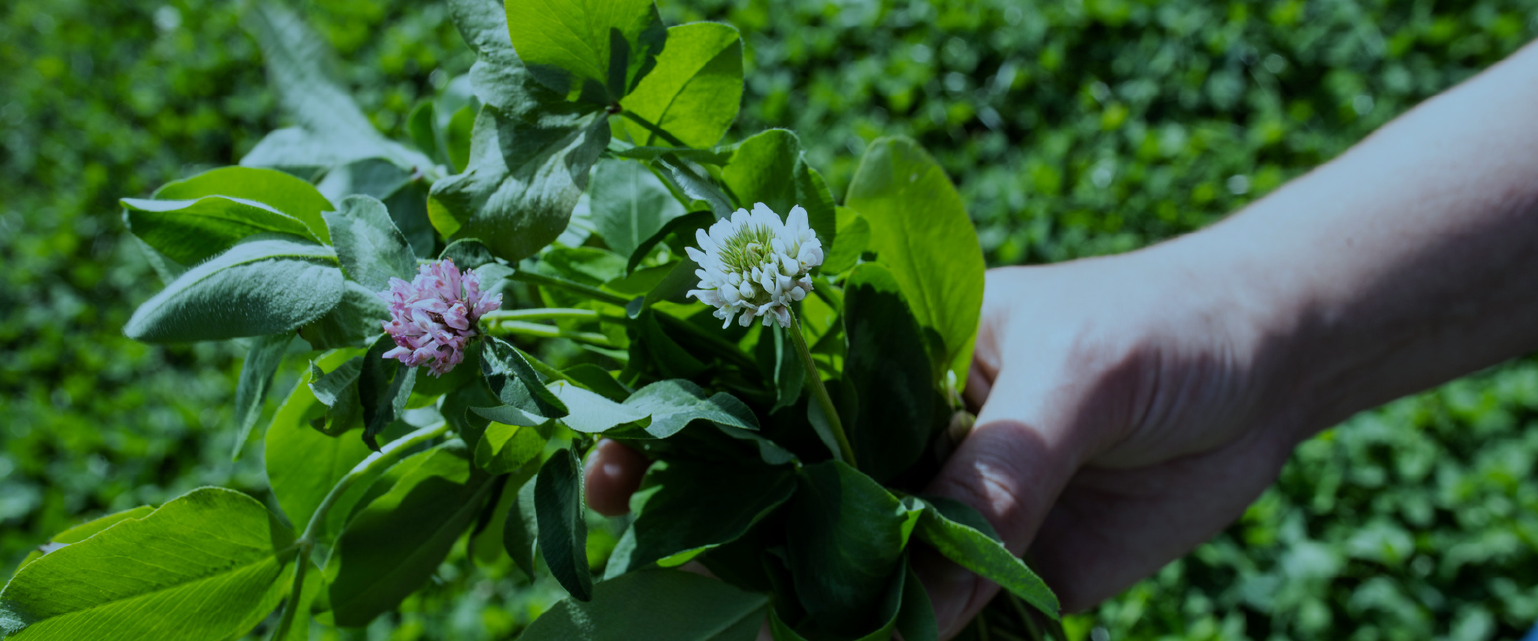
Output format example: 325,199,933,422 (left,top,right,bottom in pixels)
789,310,856,467
485,320,616,347
300,421,450,544
506,270,757,370
508,270,628,305
266,549,308,641
480,308,606,323
618,110,690,148
271,421,449,641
